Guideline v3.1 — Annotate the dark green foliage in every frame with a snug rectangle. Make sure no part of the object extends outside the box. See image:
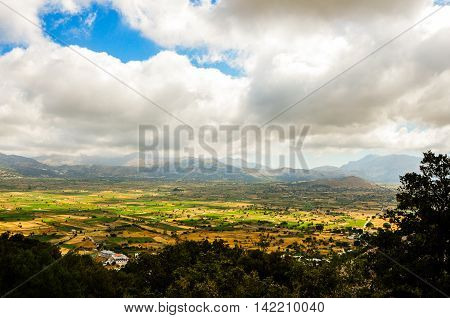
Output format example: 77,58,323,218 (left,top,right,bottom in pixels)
0,233,366,297
122,240,365,297
367,151,450,297
0,233,124,297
